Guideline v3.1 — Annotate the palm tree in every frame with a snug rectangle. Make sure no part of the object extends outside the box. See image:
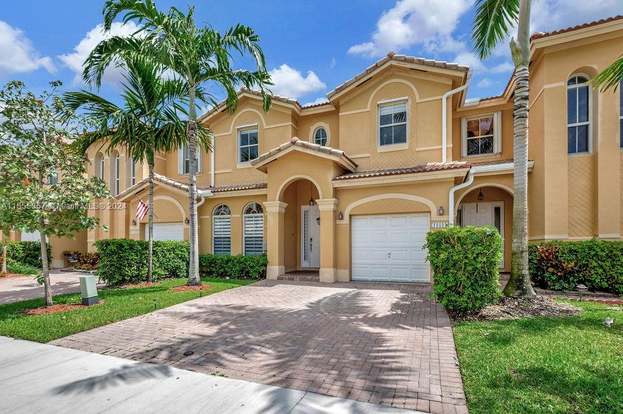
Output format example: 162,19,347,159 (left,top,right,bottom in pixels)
83,0,272,285
593,56,623,92
472,0,536,297
65,54,203,282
